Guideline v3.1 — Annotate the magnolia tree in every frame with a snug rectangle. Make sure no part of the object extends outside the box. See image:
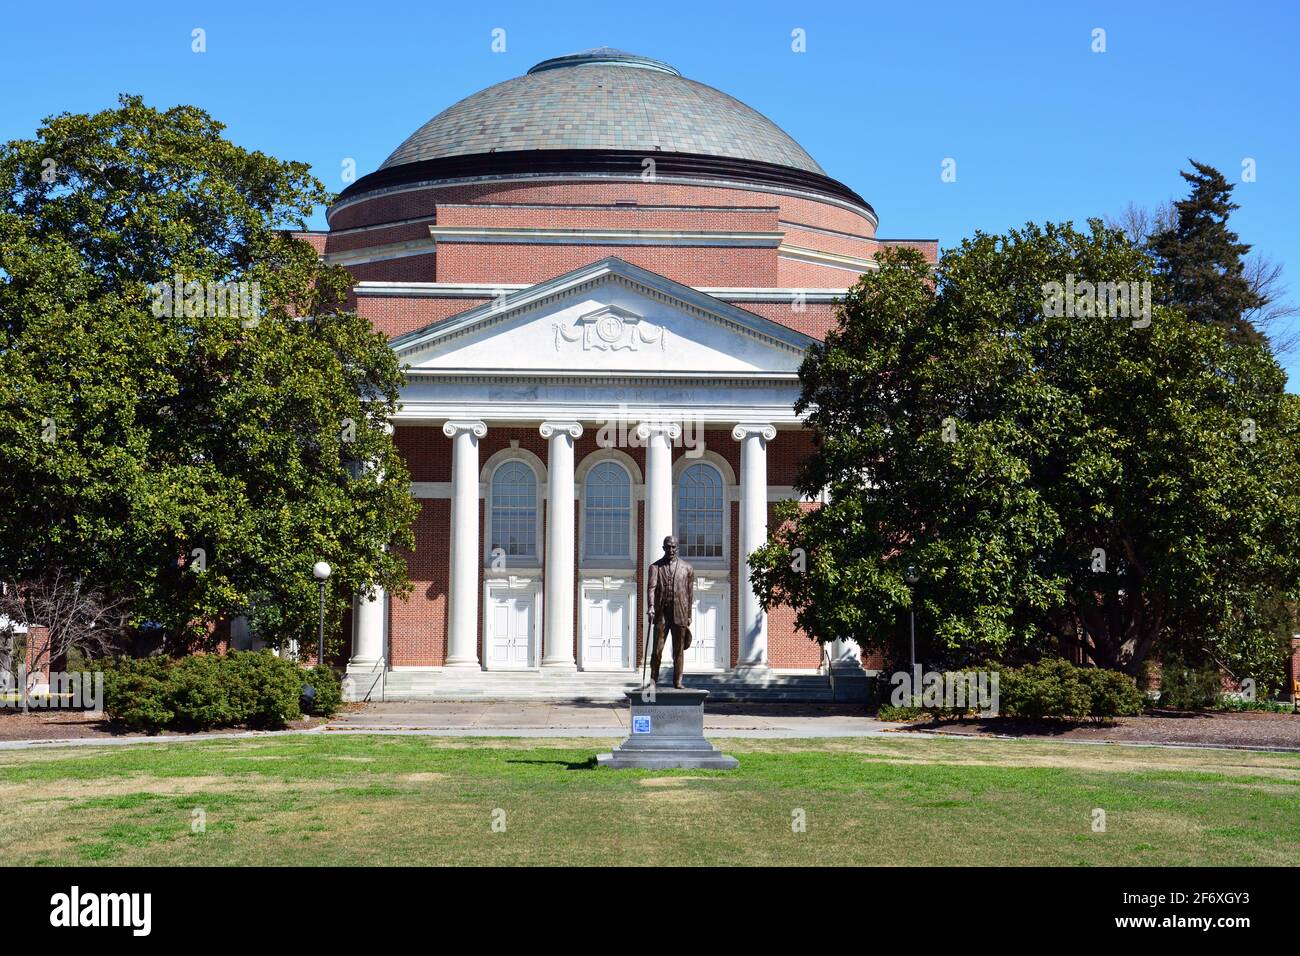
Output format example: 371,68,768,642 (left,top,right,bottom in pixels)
0,96,418,653
750,223,1300,692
